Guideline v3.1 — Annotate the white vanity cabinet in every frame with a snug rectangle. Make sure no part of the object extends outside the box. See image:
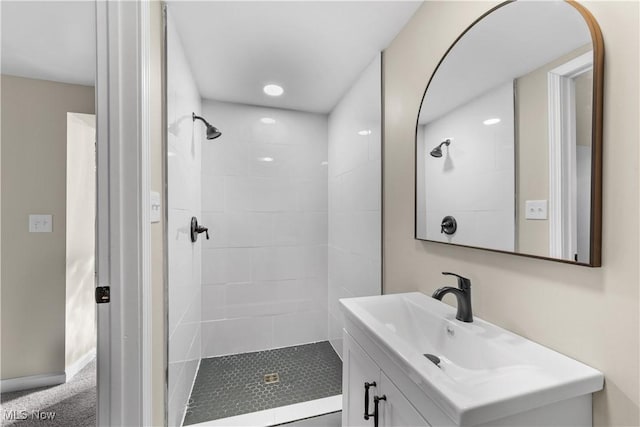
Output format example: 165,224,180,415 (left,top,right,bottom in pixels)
340,293,604,427
379,372,430,427
343,331,430,427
